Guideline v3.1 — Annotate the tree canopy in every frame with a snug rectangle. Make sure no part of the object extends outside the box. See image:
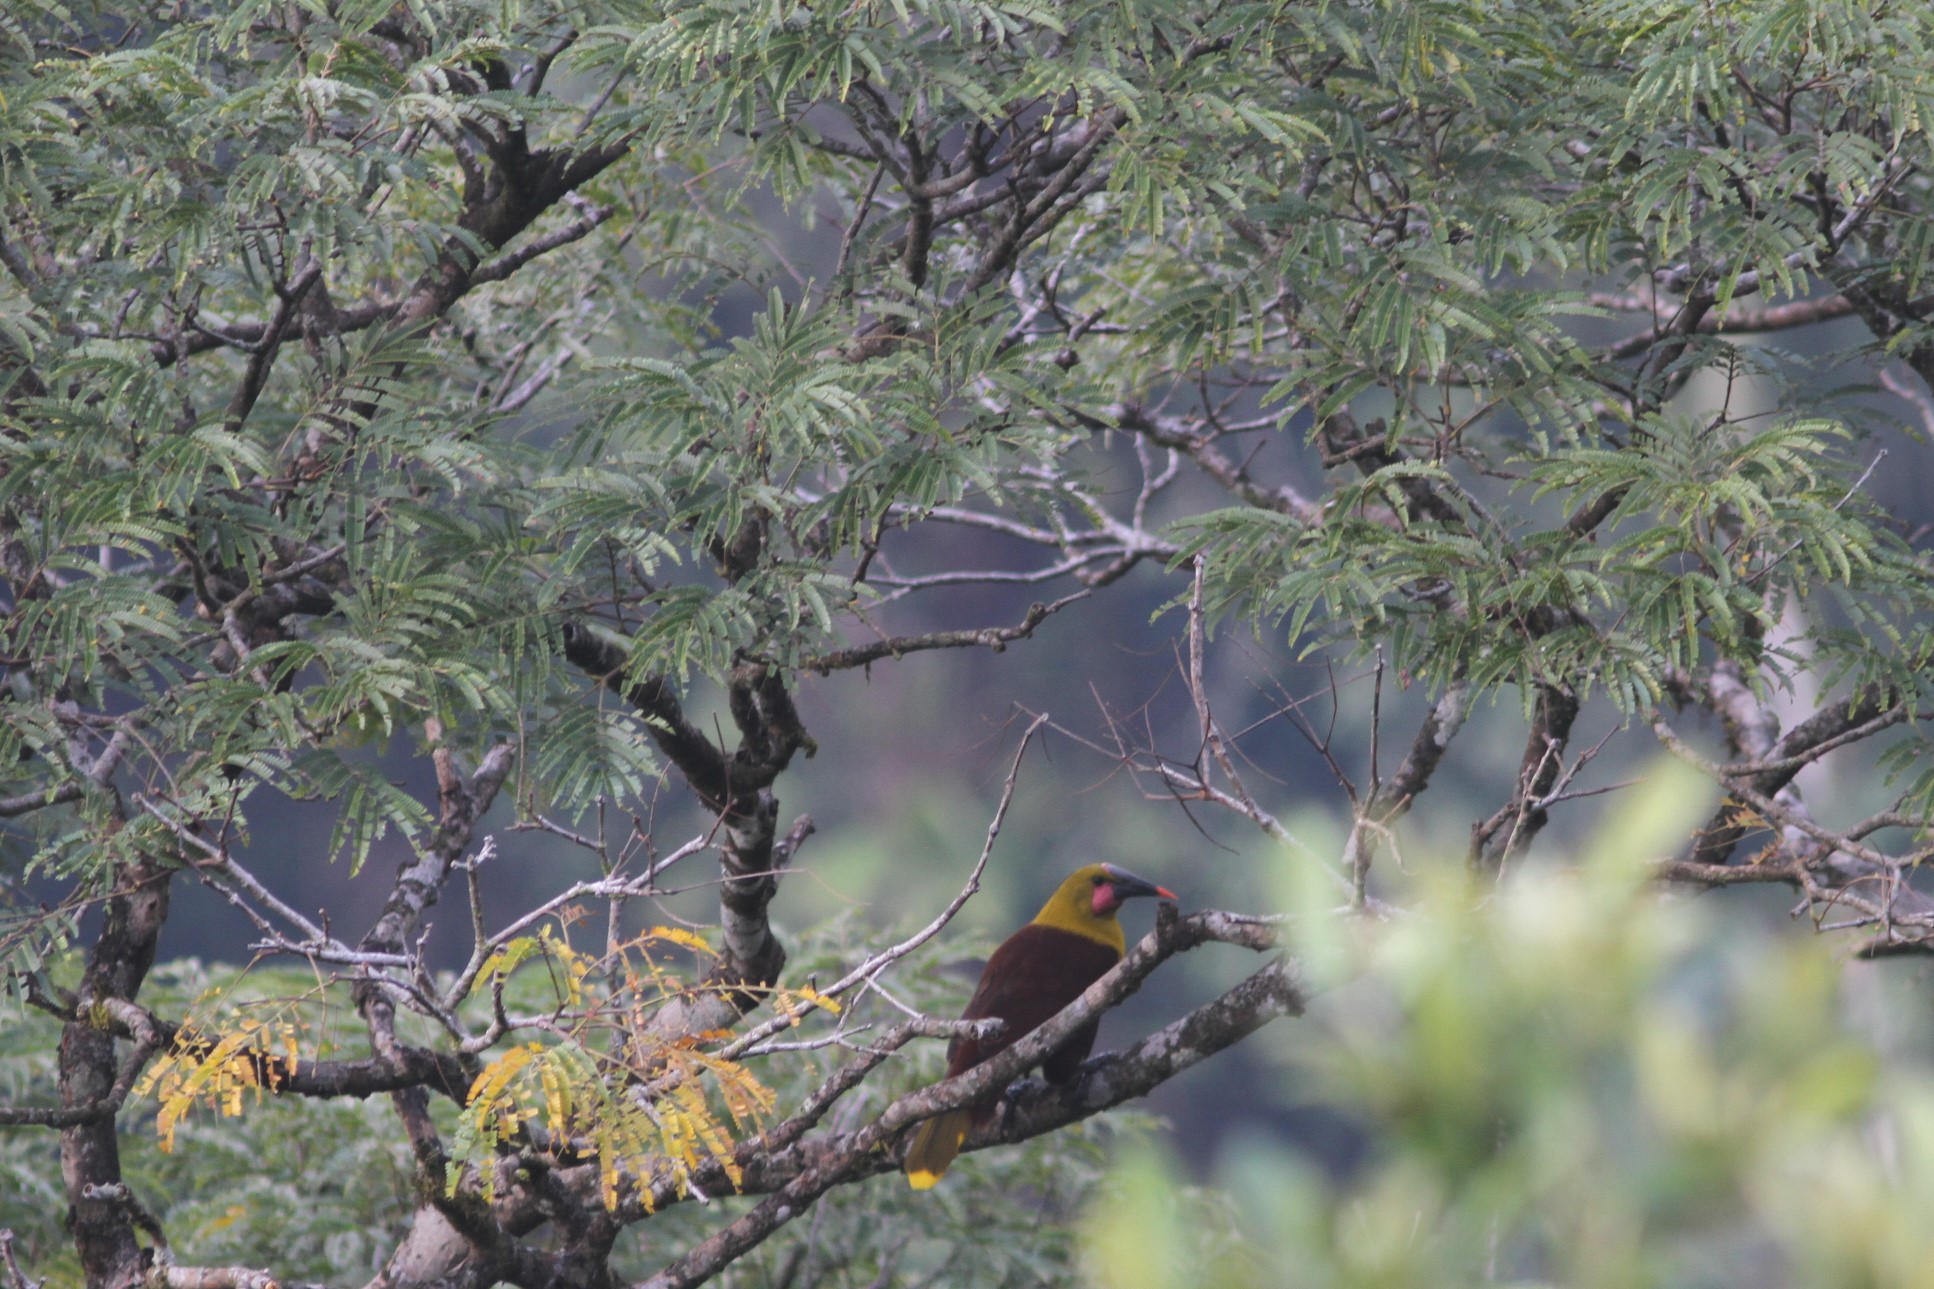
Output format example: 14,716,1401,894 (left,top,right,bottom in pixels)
3,0,1934,1285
